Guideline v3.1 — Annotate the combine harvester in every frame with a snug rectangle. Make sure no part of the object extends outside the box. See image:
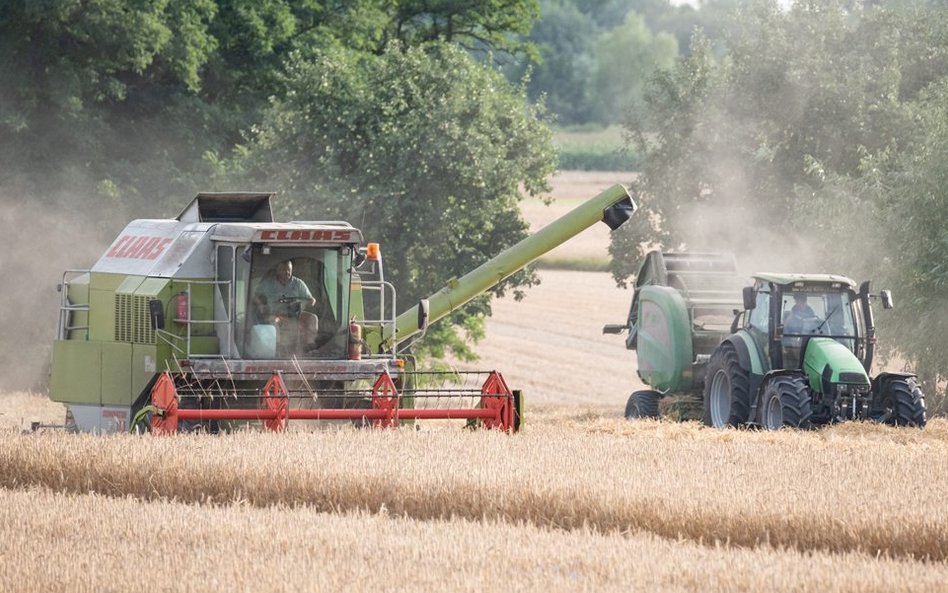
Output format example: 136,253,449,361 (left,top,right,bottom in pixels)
51,185,636,433
605,250,927,429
